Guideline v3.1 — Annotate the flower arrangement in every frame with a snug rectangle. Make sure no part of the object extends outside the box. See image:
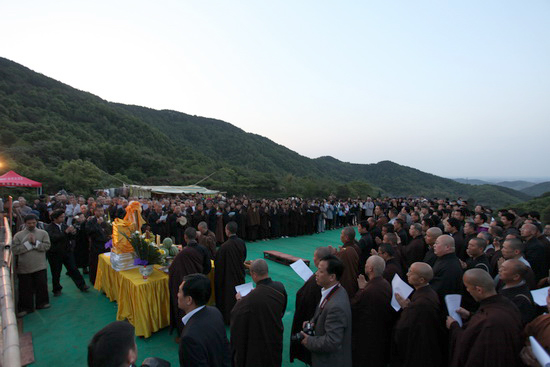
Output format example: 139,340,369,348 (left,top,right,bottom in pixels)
122,232,164,266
